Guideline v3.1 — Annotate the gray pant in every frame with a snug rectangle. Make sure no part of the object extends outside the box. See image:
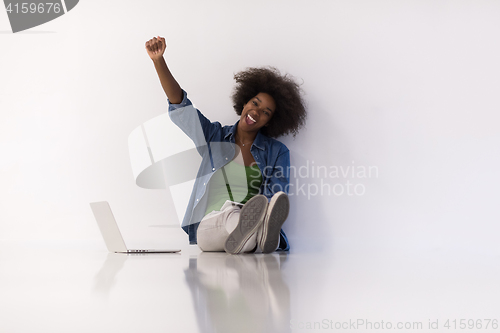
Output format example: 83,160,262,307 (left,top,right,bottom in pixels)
197,200,259,252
